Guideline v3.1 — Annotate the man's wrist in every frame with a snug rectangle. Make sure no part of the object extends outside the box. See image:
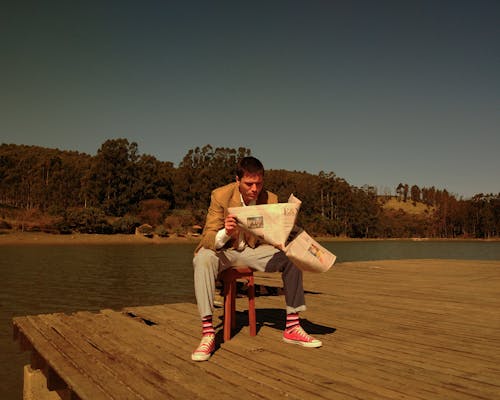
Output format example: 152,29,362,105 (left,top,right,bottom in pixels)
215,228,231,249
